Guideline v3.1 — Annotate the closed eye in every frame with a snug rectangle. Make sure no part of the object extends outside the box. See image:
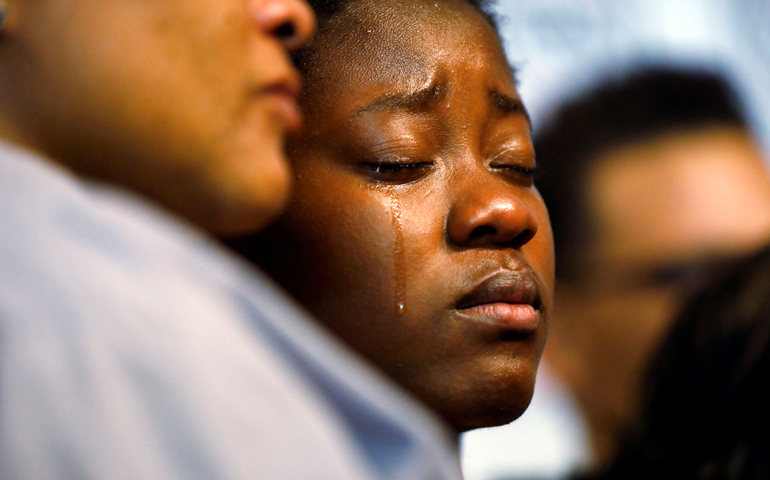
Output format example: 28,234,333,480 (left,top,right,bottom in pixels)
494,164,537,175
358,160,434,183
491,163,540,187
